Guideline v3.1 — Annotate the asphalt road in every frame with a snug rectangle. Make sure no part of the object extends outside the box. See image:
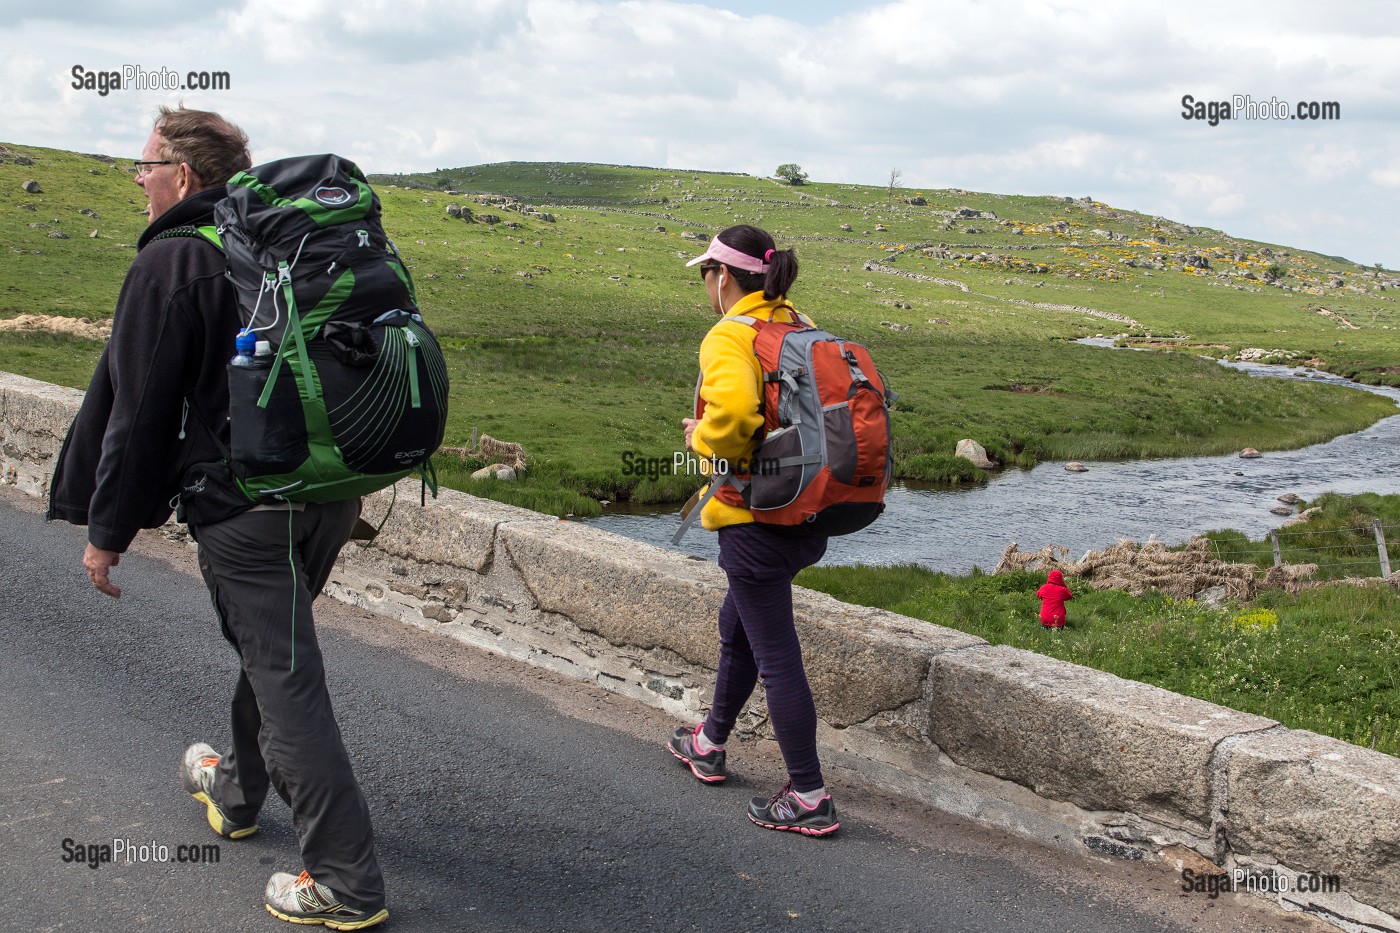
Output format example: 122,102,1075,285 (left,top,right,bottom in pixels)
0,488,1330,933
